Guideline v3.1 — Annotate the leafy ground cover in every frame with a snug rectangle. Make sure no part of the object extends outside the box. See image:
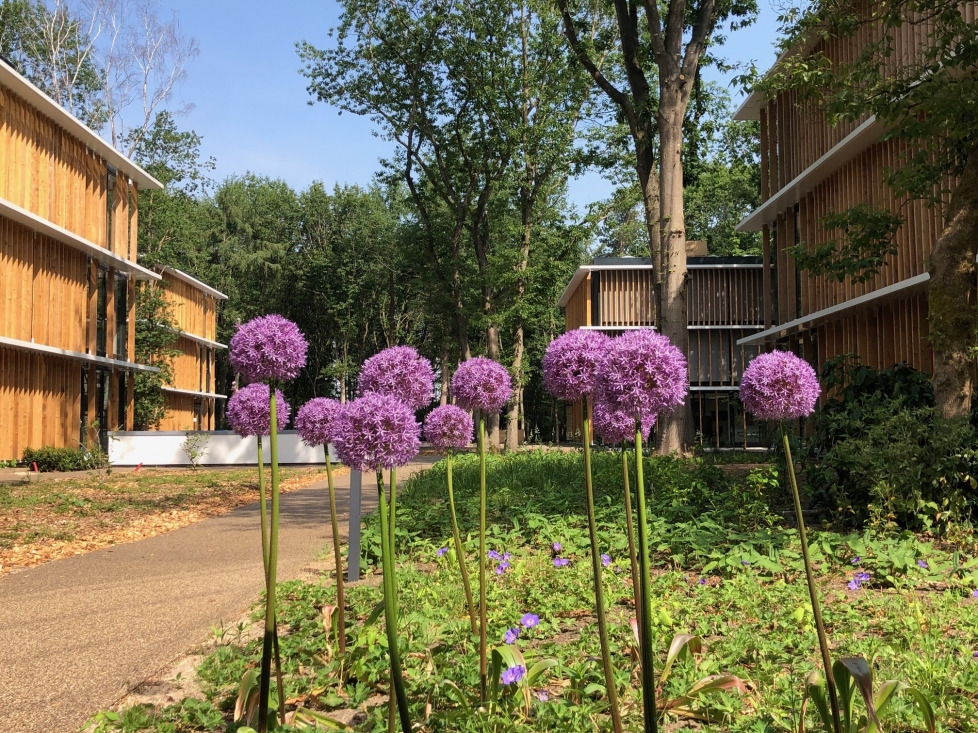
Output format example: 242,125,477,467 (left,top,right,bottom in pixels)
0,467,332,575
91,451,978,732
